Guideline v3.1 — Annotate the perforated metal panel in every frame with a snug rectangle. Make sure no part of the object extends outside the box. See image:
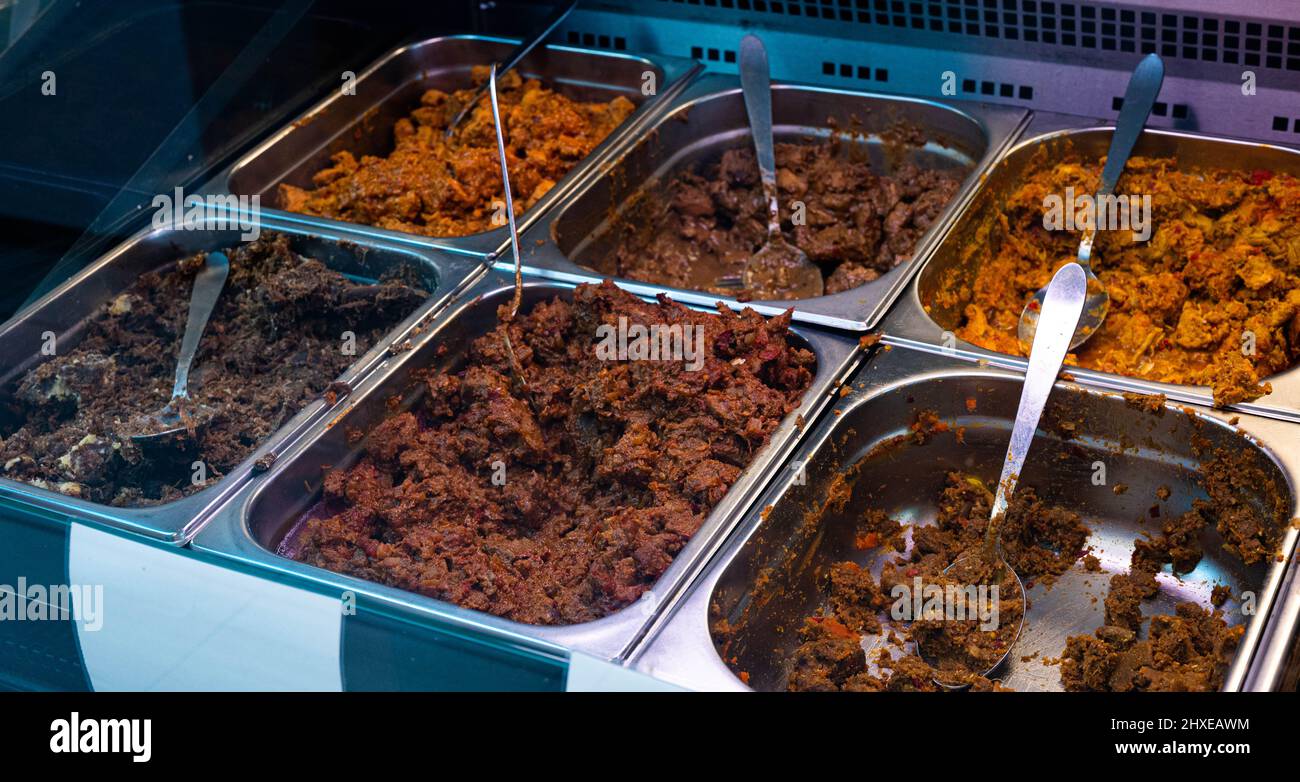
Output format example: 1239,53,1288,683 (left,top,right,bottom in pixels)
486,0,1300,144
